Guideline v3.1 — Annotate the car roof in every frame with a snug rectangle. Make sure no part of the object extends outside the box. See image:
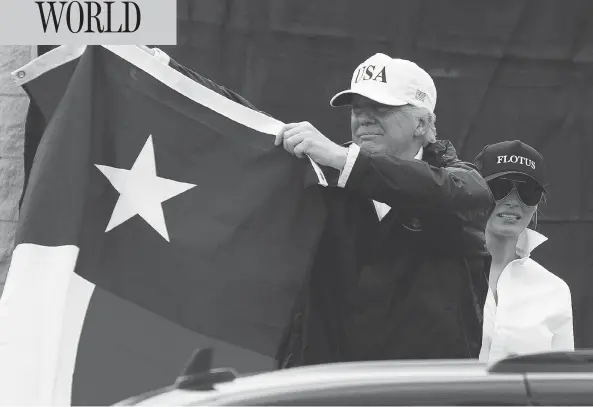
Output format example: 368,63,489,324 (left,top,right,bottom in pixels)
118,359,506,406
117,350,593,406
